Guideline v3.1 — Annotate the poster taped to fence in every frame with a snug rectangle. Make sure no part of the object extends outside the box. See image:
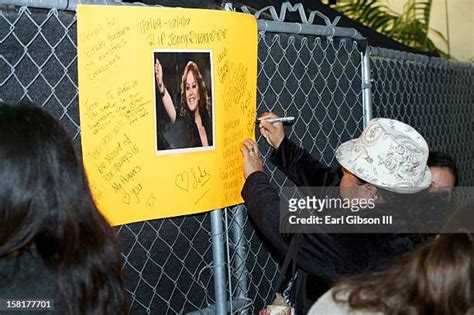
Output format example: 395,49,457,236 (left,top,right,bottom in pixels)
77,5,257,225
